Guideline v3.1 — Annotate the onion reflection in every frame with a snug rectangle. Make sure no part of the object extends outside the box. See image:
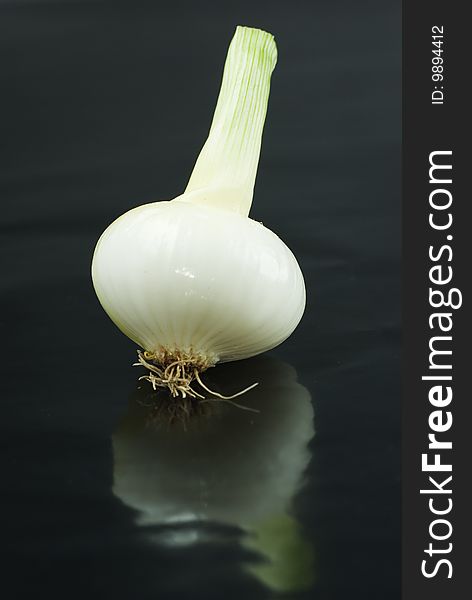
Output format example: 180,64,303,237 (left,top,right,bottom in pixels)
112,356,315,593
